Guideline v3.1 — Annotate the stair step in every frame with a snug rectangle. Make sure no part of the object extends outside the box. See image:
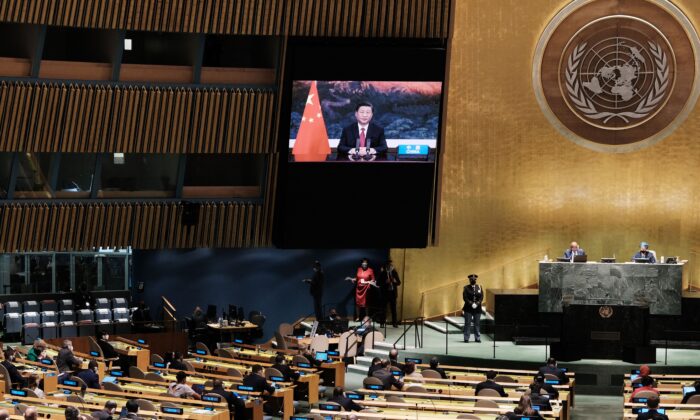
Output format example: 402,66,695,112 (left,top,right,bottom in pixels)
348,363,369,375
444,316,465,328
355,356,374,366
424,320,448,334
365,348,389,358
